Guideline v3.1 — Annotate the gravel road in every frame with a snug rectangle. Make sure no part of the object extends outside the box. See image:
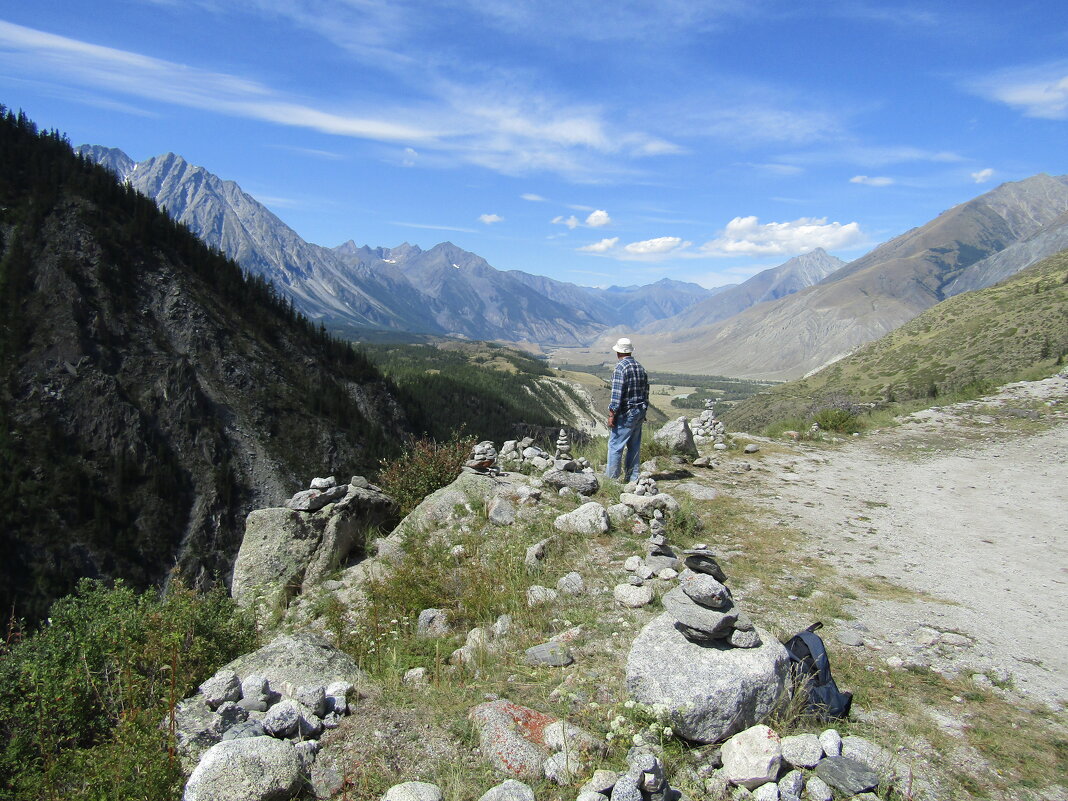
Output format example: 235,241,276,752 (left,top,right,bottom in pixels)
730,374,1068,709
